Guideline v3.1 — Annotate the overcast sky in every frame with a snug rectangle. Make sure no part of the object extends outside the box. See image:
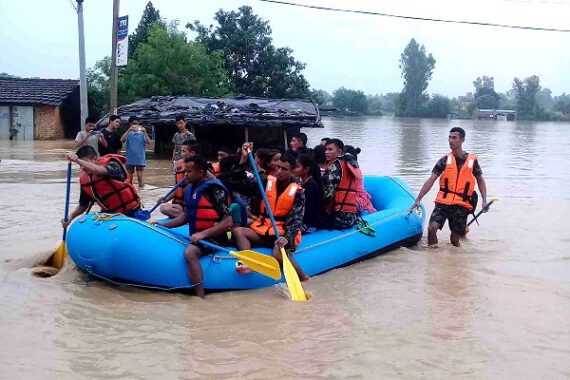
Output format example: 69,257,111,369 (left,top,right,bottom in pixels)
1,0,569,97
